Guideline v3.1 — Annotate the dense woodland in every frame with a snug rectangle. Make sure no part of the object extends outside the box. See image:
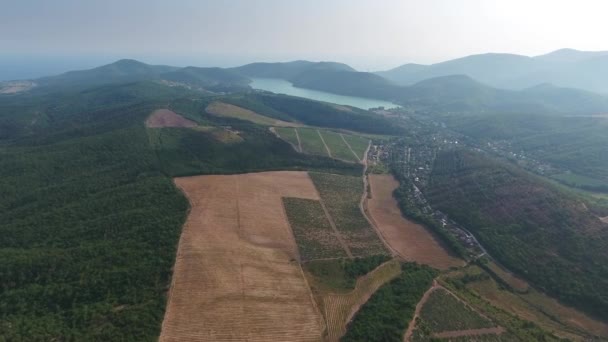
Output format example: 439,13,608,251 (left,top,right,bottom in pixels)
424,149,608,320
0,80,388,340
